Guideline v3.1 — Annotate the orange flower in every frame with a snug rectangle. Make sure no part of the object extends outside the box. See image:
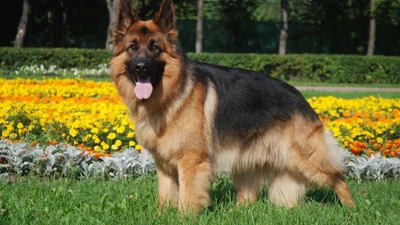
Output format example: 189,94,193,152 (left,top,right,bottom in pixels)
343,111,351,117
32,141,38,147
